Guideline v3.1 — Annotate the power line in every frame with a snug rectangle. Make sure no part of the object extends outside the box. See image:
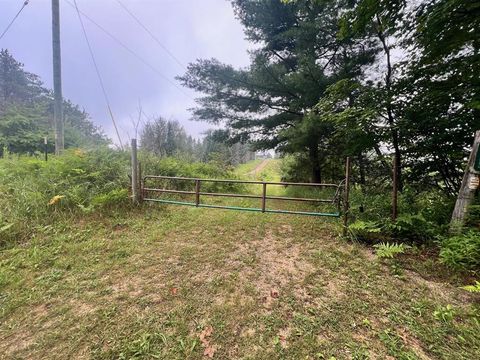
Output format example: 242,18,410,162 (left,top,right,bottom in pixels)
63,0,192,100
114,0,186,70
0,1,29,41
72,0,124,150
